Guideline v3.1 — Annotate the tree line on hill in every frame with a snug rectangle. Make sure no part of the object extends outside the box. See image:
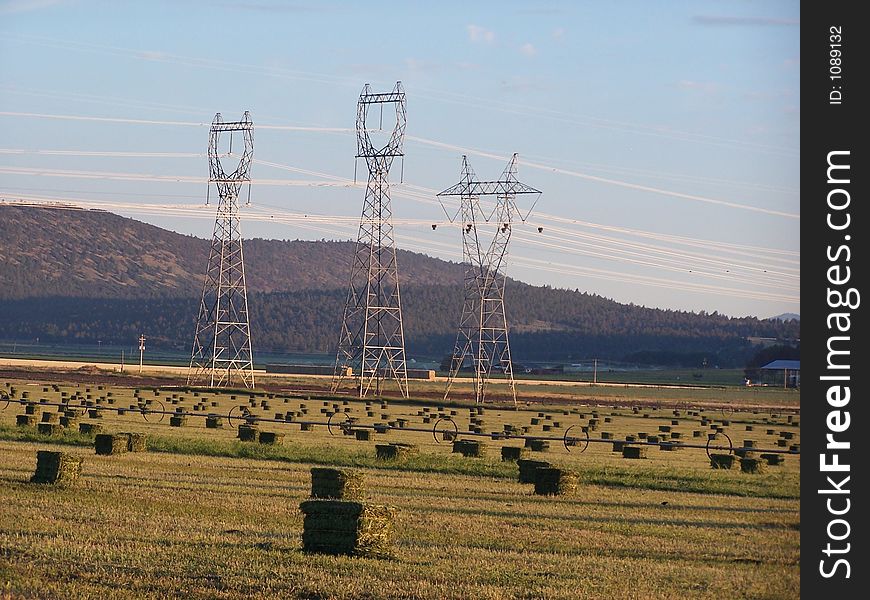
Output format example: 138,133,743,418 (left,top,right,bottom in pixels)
0,284,799,367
